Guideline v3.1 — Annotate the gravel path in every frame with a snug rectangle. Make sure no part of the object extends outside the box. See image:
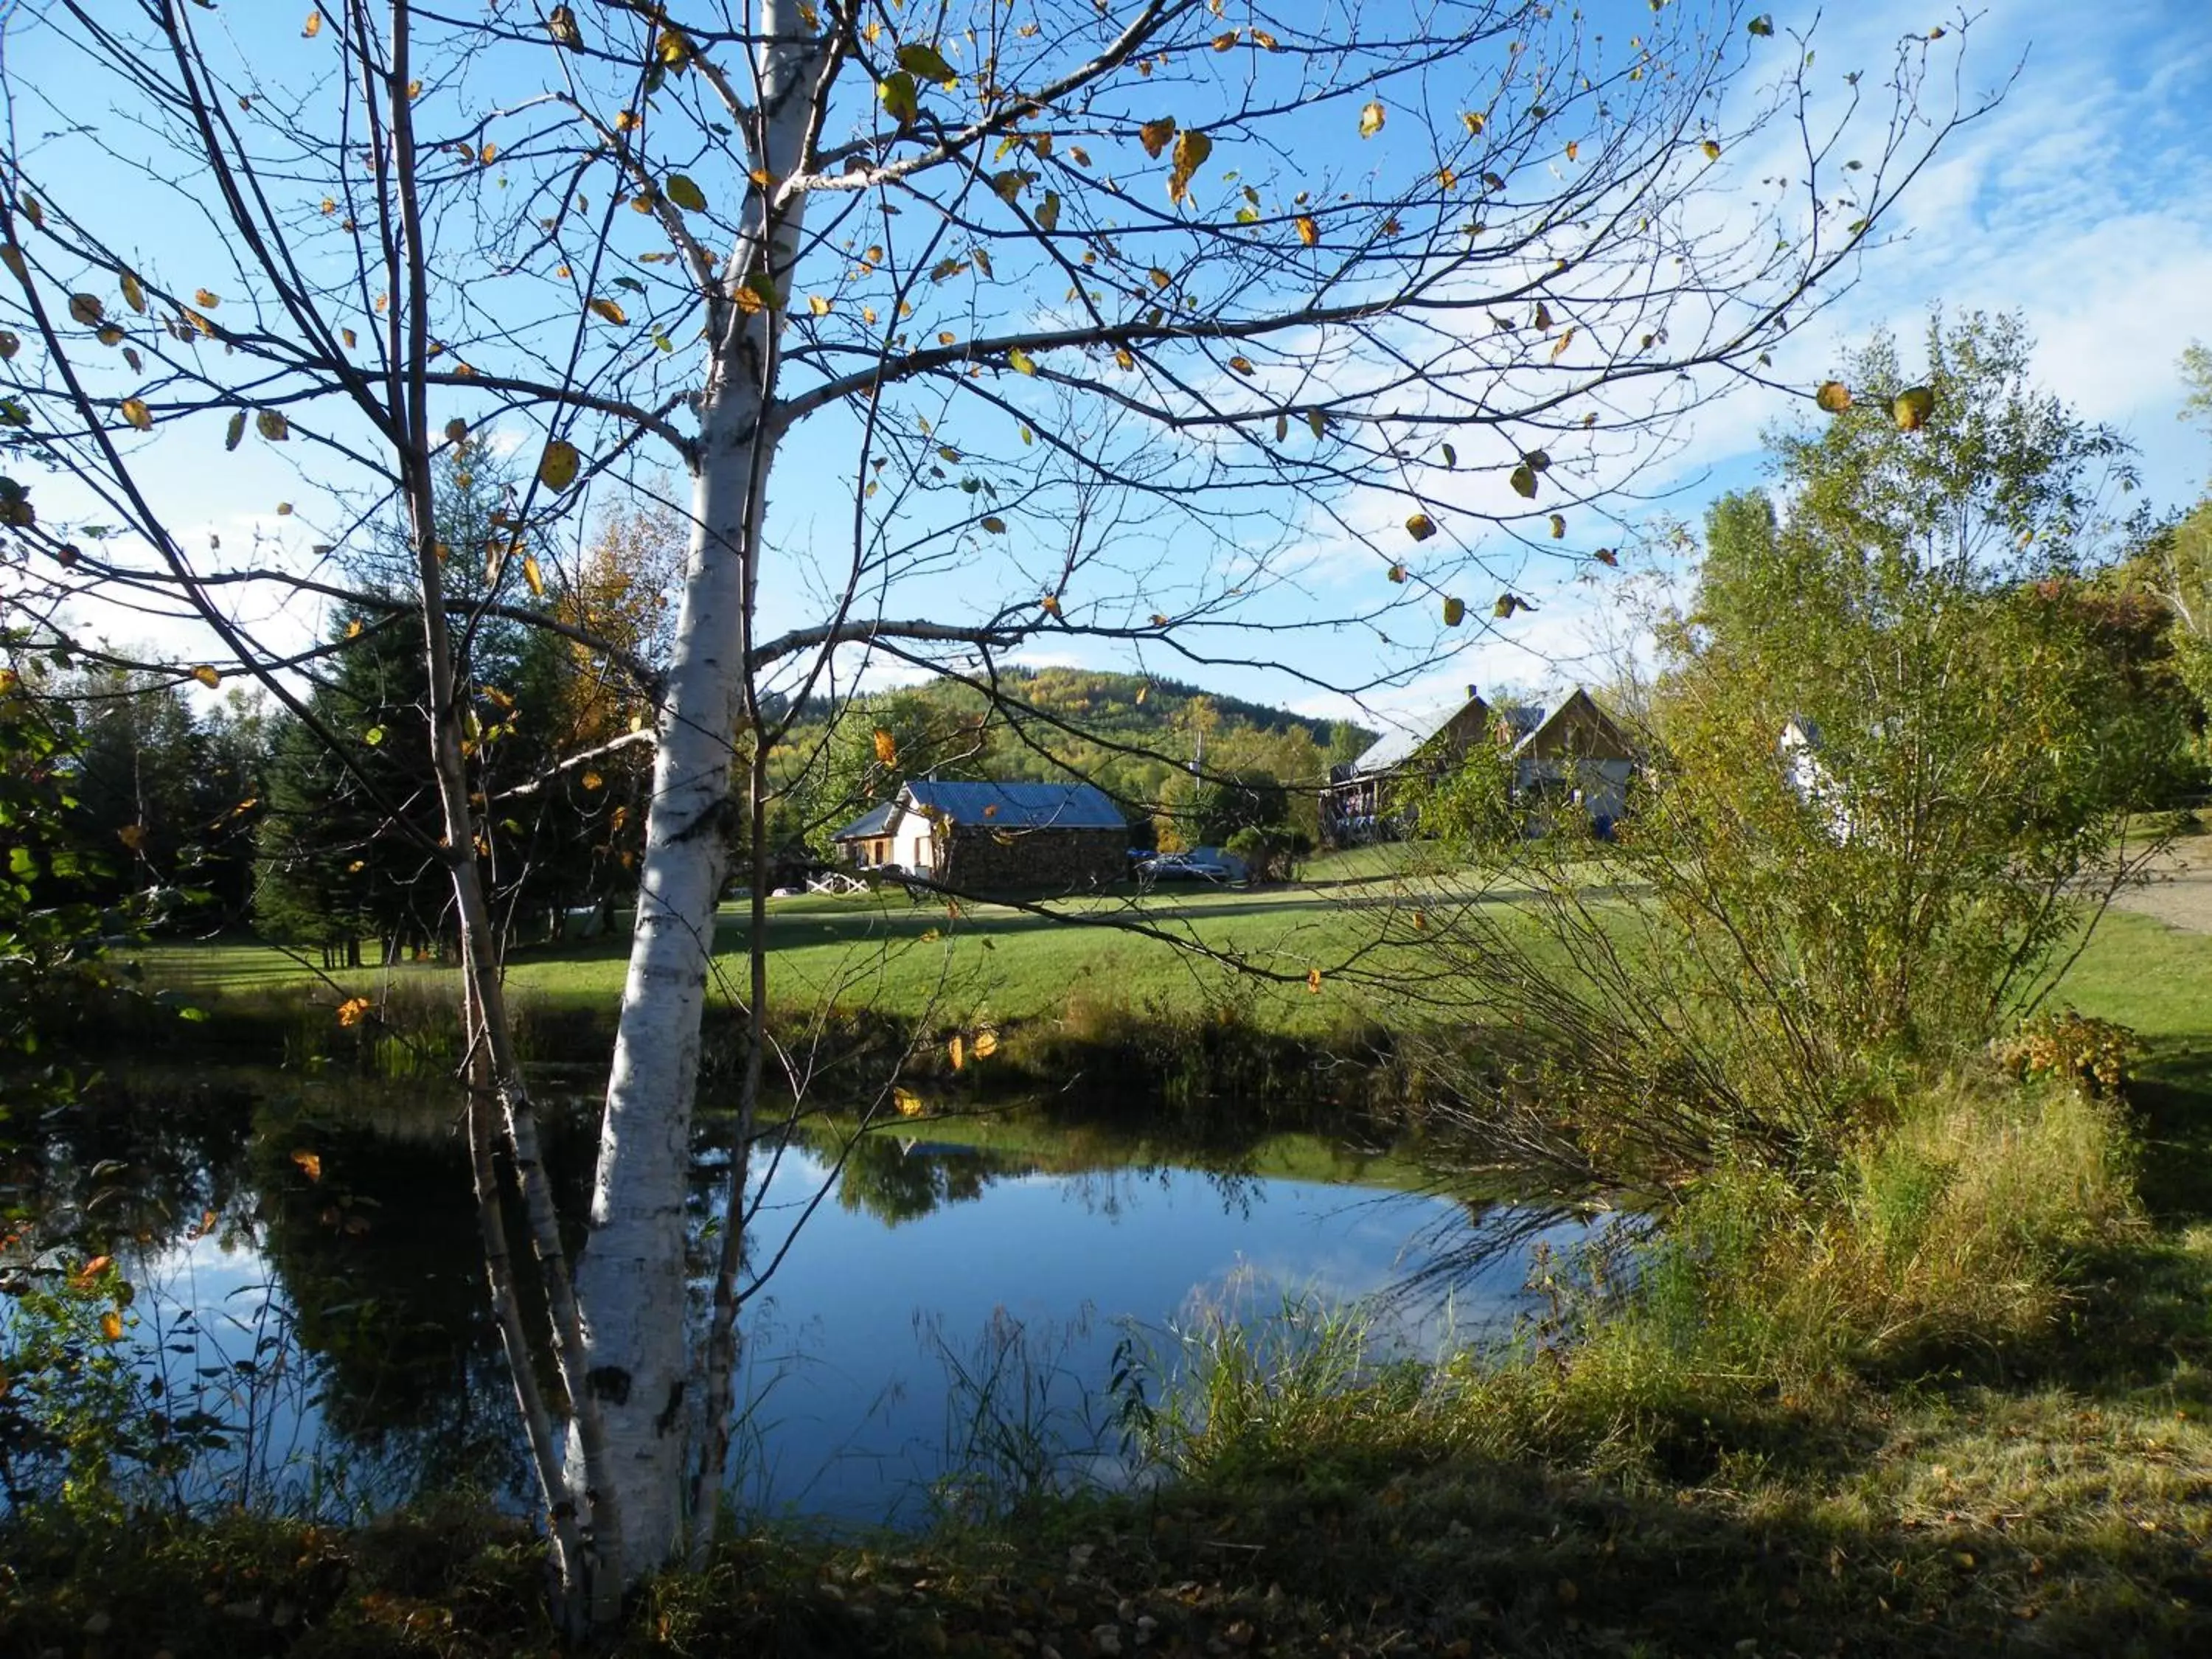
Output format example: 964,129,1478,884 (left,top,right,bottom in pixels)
2109,834,2212,933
